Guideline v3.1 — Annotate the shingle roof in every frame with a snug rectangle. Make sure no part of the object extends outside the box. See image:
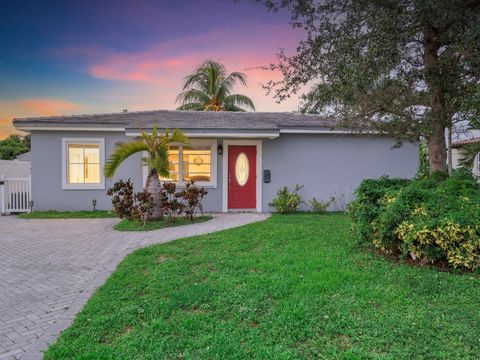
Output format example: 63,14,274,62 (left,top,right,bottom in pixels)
13,109,340,131
451,137,480,148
